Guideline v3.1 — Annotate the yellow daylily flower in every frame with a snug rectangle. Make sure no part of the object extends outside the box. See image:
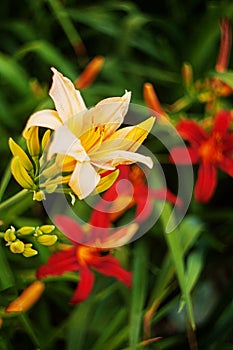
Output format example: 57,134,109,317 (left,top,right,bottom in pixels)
23,68,155,199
